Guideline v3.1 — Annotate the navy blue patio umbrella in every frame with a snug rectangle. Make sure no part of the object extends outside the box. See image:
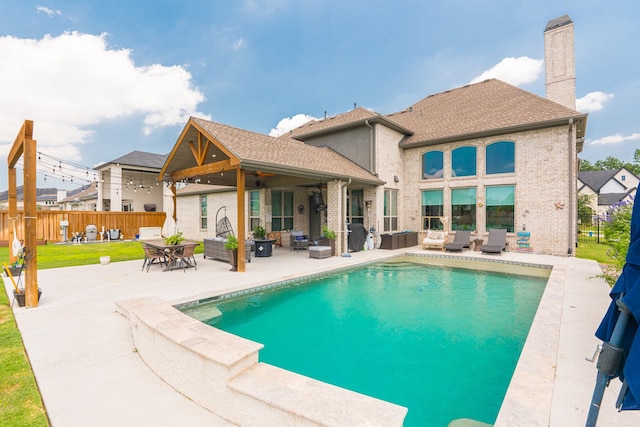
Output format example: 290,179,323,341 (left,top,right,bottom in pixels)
587,197,639,426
